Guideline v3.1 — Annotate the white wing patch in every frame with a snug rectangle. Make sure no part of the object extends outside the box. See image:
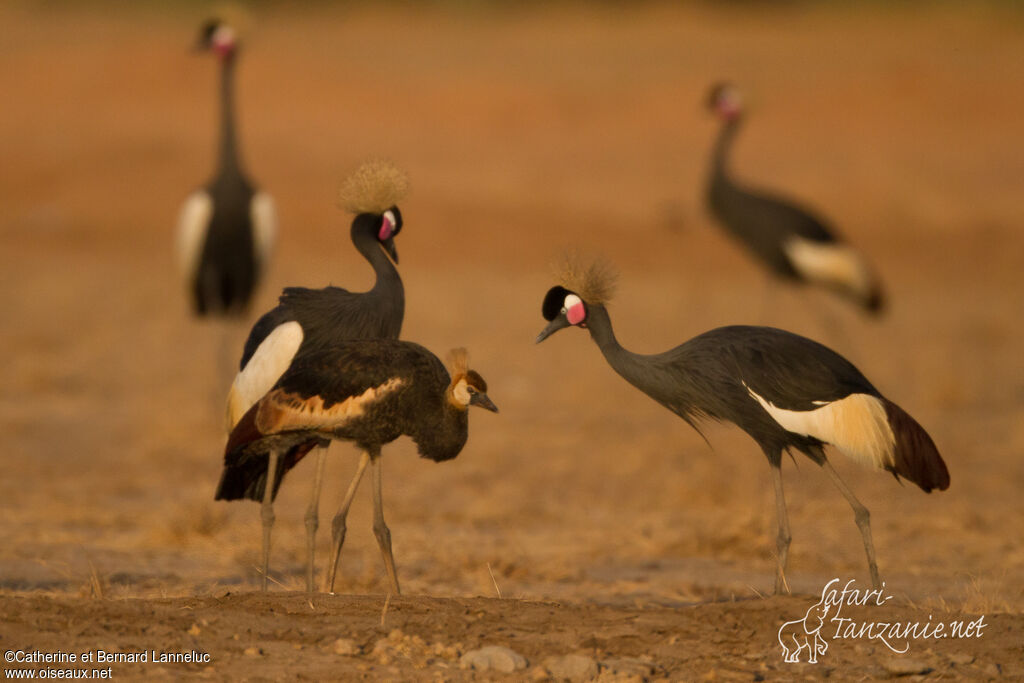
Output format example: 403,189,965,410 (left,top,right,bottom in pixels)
256,378,406,434
250,192,277,271
176,190,213,282
226,321,303,431
745,384,895,471
784,236,874,300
